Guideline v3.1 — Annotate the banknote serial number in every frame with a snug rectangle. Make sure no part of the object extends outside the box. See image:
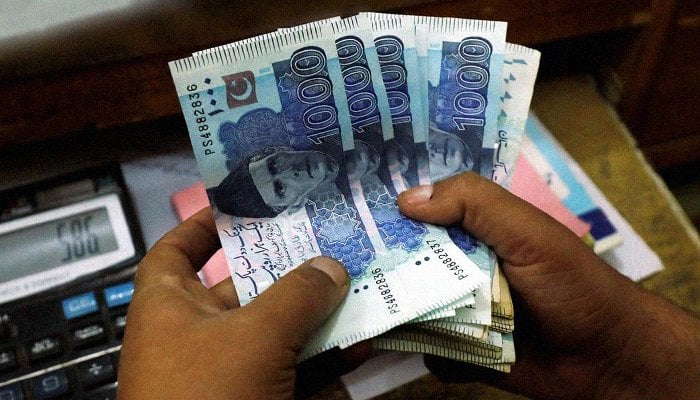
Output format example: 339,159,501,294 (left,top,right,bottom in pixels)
426,240,469,280
186,84,215,156
371,268,400,314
